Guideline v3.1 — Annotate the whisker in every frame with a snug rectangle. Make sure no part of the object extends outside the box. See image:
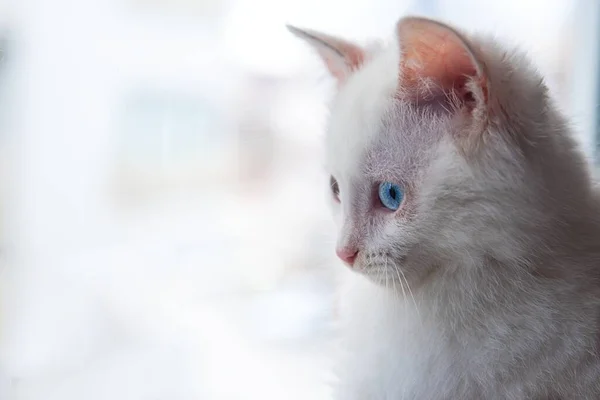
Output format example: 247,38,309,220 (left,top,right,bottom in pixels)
389,258,404,307
383,258,394,296
398,266,421,321
384,262,390,291
392,259,407,301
